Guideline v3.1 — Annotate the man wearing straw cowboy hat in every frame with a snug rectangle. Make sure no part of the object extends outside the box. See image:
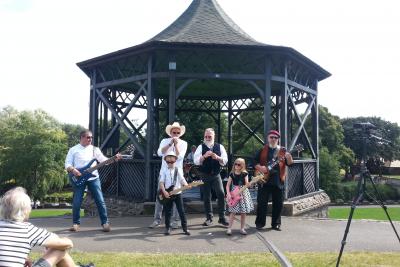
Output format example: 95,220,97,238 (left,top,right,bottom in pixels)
149,122,188,229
